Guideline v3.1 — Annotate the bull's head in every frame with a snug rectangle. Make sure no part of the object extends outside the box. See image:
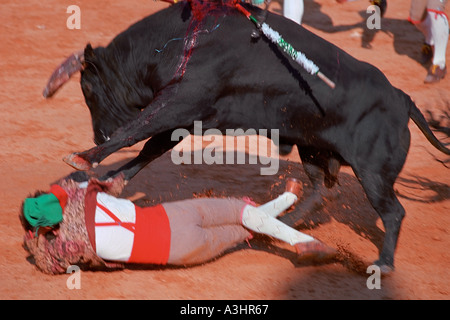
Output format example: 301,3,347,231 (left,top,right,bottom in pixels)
43,43,150,145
